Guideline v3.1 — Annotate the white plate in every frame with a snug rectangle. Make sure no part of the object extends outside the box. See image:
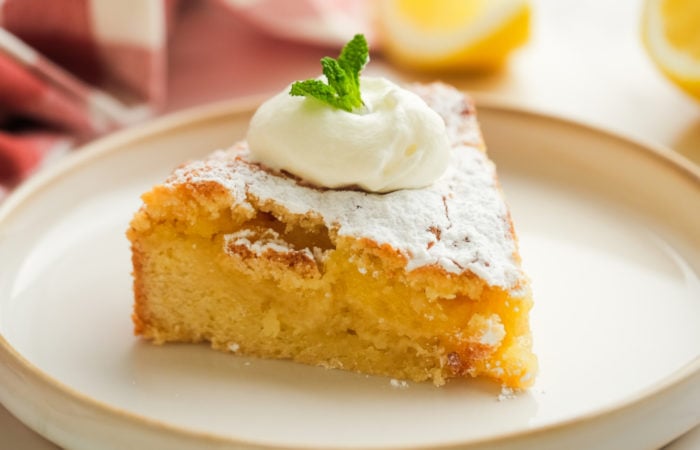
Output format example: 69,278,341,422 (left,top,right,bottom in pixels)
0,100,699,450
